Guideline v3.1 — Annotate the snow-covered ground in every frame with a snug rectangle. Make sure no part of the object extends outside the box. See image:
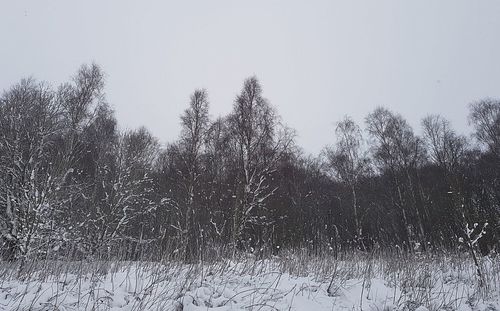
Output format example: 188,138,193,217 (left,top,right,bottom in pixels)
0,251,498,310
